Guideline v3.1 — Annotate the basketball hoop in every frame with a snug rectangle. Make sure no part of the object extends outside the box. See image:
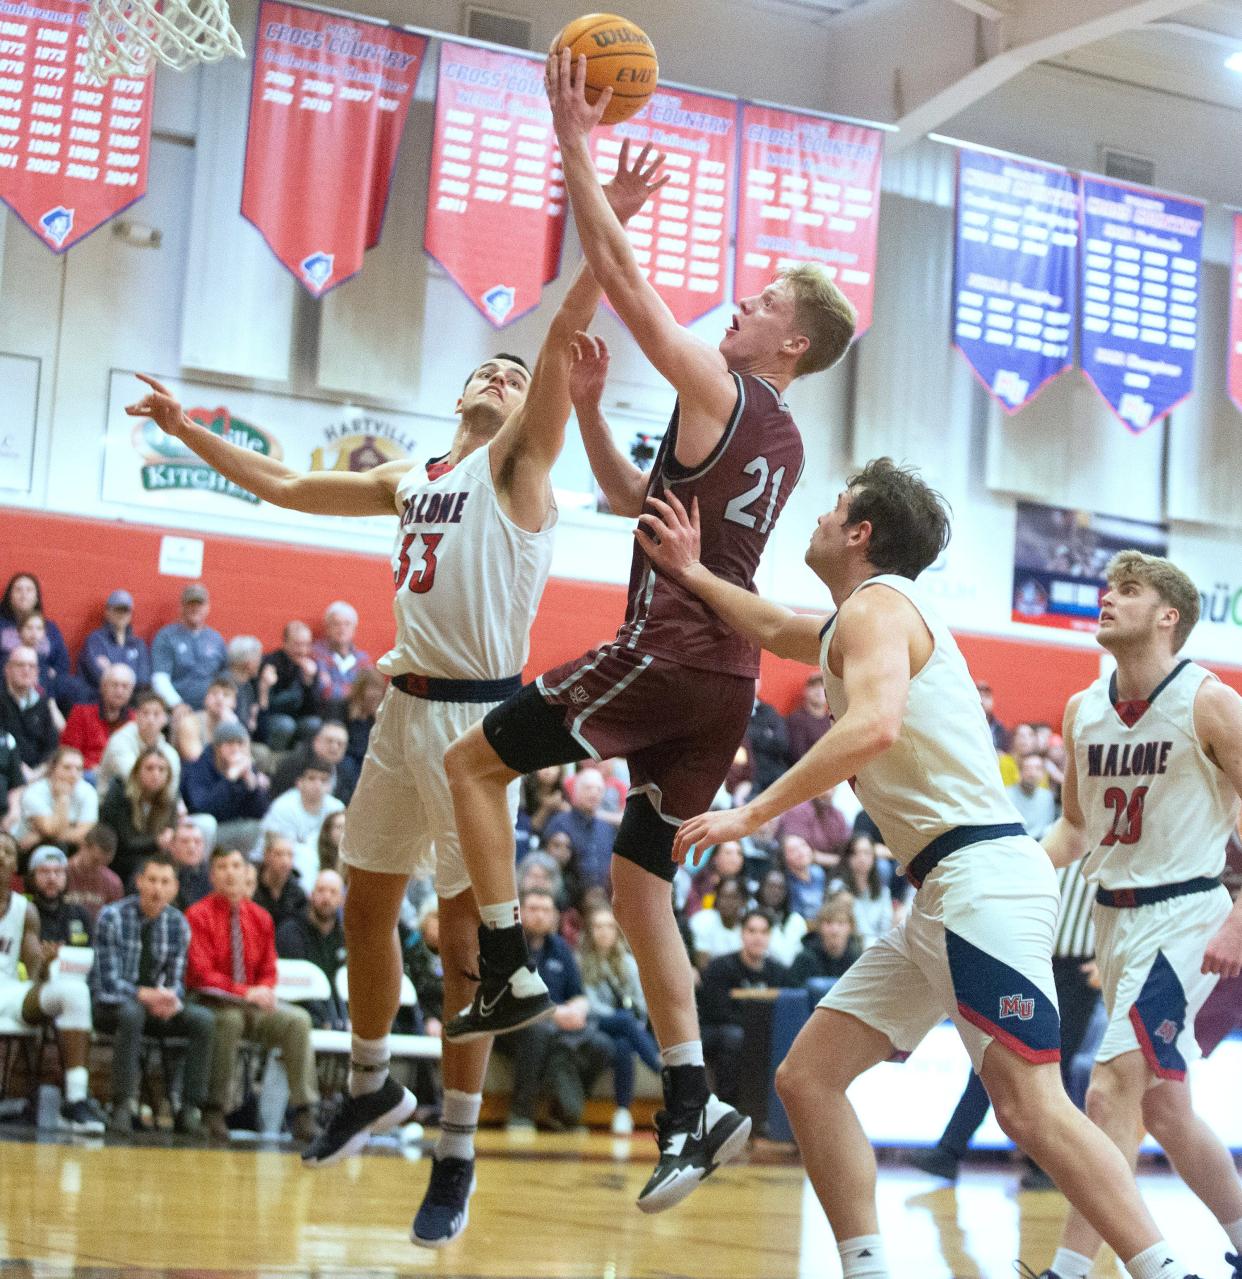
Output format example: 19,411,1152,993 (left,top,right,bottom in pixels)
84,0,246,82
